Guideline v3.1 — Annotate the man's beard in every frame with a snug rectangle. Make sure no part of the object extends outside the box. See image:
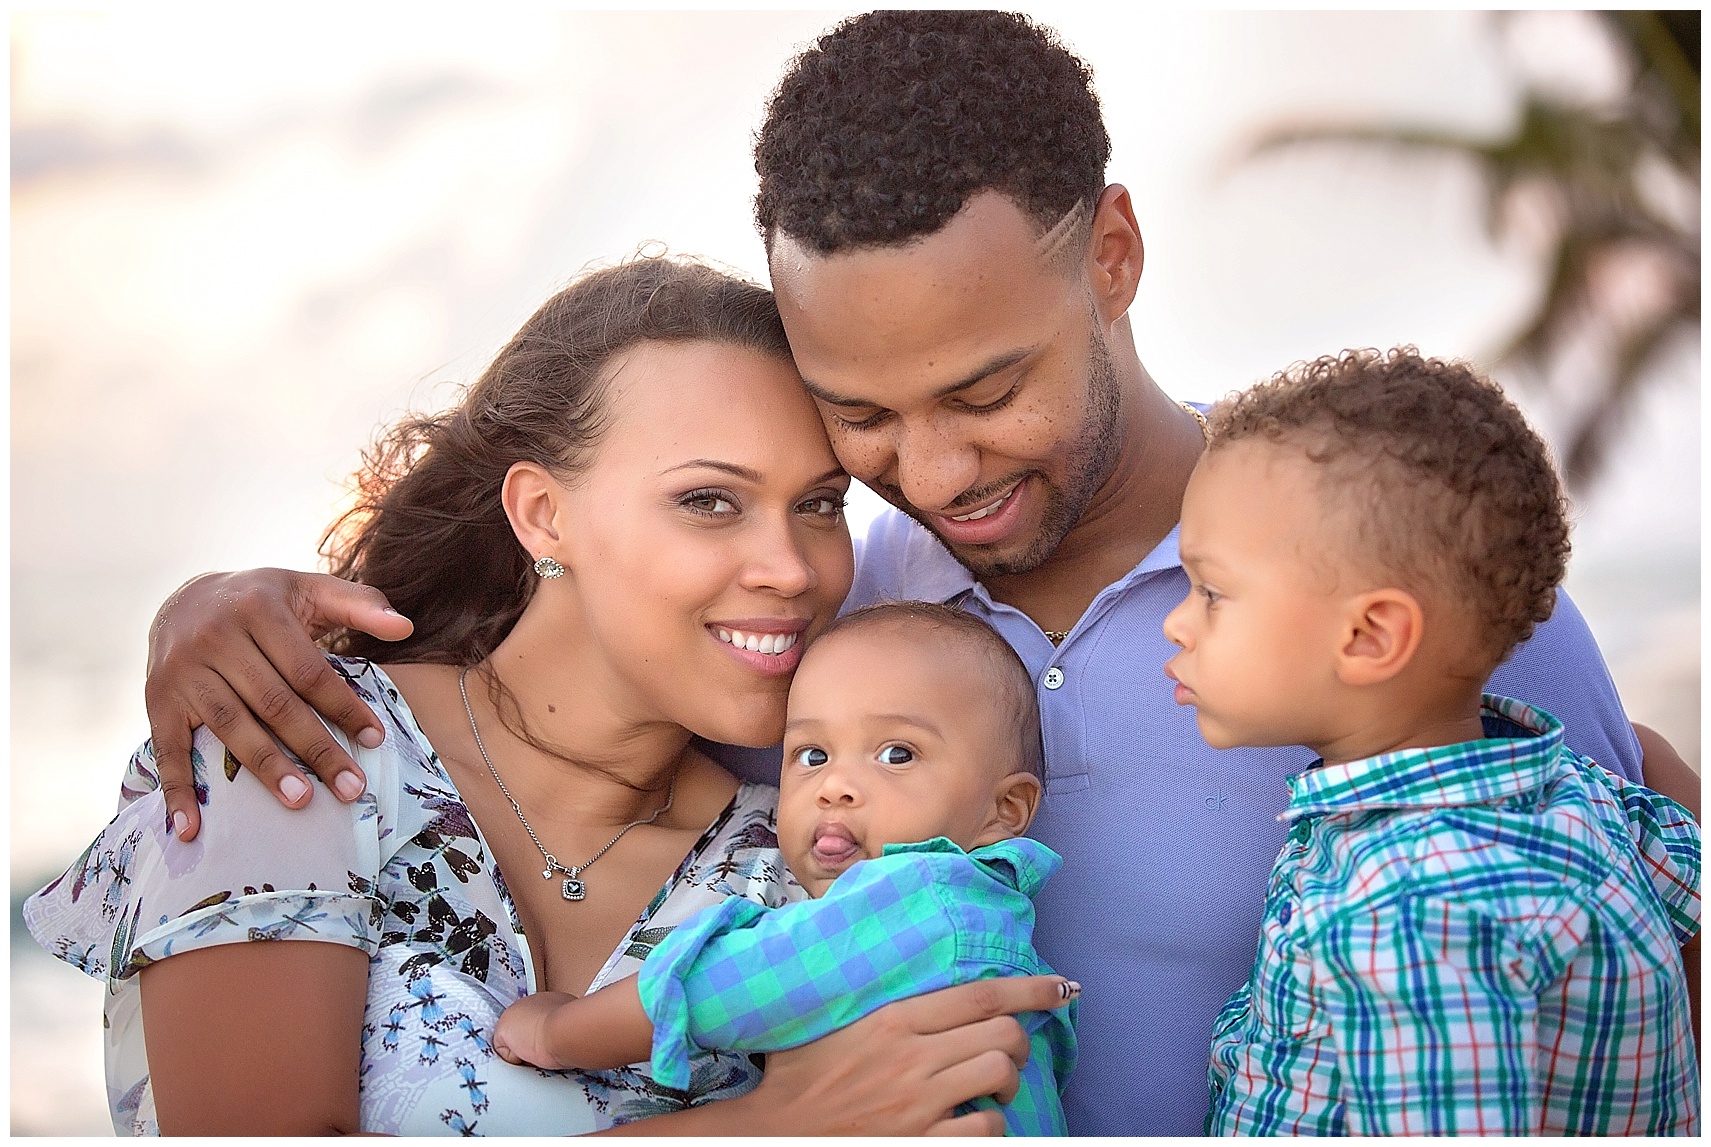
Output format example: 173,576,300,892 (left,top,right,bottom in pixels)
885,327,1125,581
